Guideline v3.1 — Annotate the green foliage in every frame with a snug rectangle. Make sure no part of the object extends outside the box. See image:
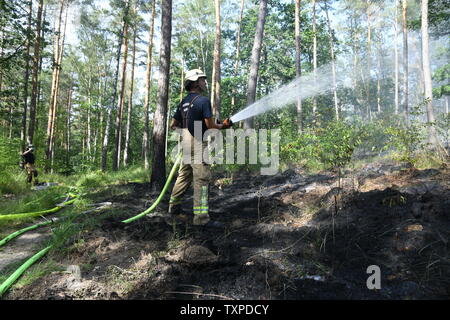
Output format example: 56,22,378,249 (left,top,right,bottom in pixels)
281,120,364,171
0,137,21,171
312,121,365,169
0,171,29,195
0,137,28,195
383,104,428,166
435,110,450,147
